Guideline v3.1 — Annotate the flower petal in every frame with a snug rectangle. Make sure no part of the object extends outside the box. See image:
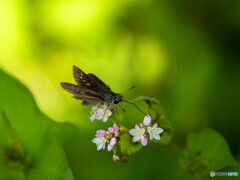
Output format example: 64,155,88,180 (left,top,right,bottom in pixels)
108,127,114,133
102,116,108,122
135,124,140,130
153,123,158,128
107,144,114,151
129,129,137,136
96,130,106,137
140,128,145,135
141,137,148,146
90,115,96,122
147,127,152,133
92,138,100,144
106,110,112,117
97,144,102,150
156,128,163,134
133,136,140,142
153,134,161,140
110,137,117,146
113,124,119,130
